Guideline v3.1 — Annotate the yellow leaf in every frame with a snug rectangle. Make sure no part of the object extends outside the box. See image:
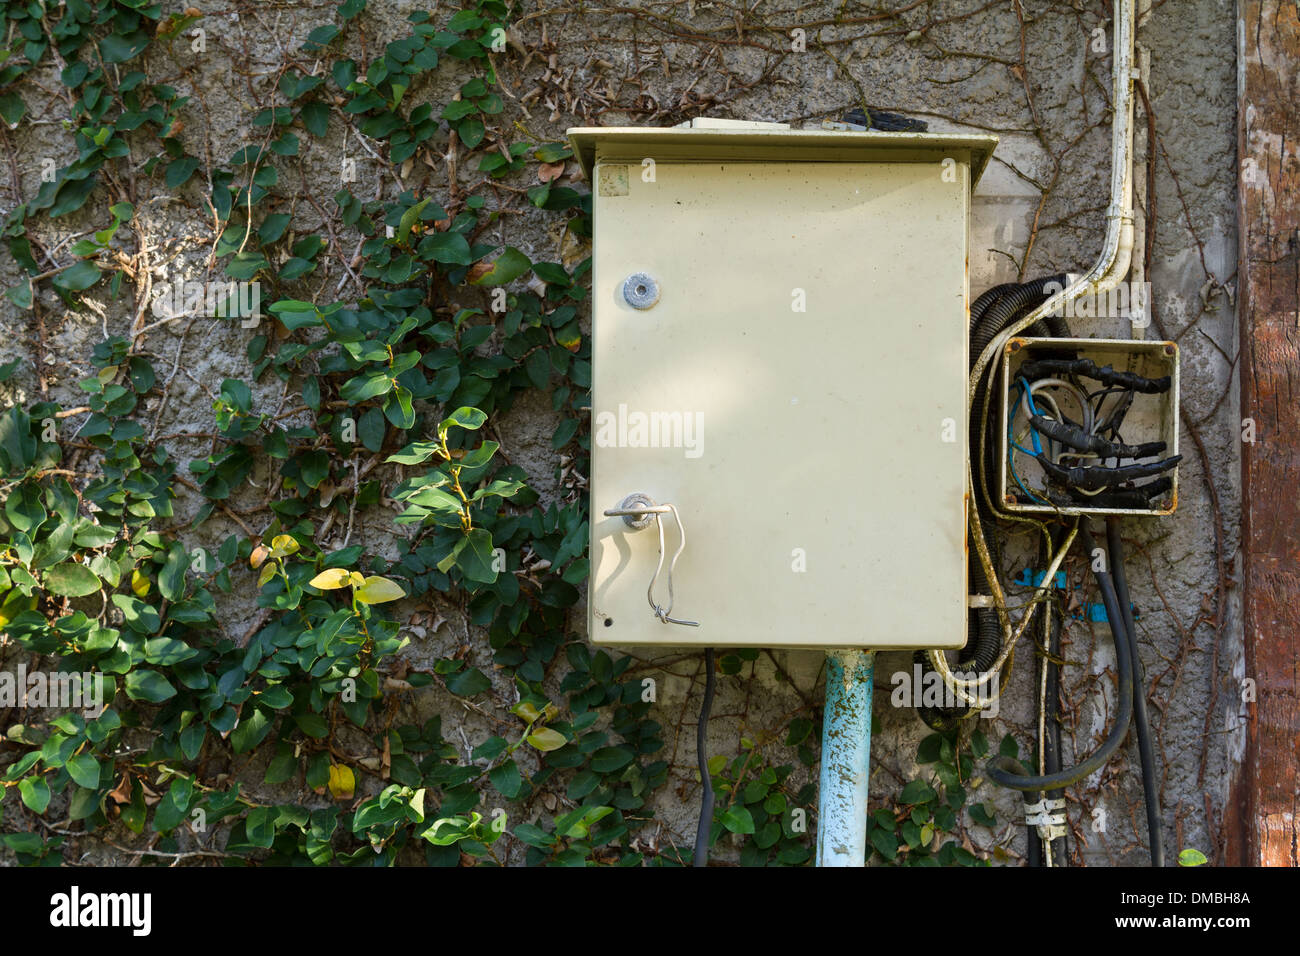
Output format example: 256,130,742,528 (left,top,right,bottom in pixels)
249,544,270,569
0,592,36,628
310,567,353,590
526,728,567,752
327,764,355,800
269,534,299,558
354,575,406,605
257,560,278,588
350,571,366,586
512,701,541,722
131,569,151,597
